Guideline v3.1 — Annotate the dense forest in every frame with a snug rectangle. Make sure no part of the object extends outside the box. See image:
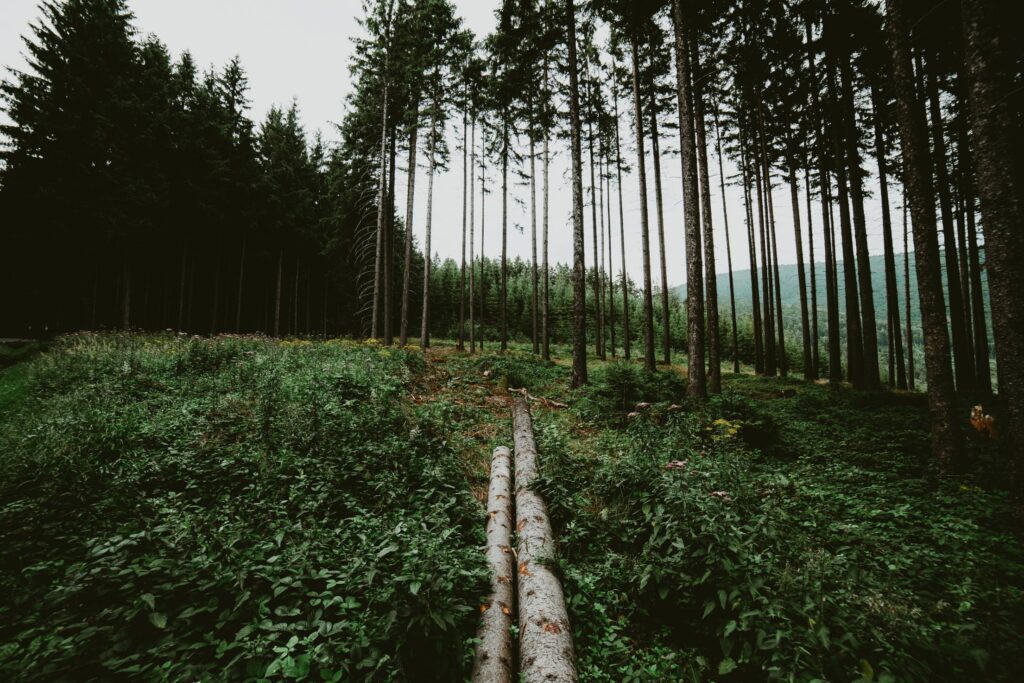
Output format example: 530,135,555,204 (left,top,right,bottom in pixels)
1,0,1023,680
